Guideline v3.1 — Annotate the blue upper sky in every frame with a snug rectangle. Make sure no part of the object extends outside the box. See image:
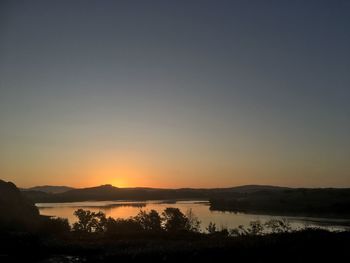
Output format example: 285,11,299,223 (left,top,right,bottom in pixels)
0,0,349,188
